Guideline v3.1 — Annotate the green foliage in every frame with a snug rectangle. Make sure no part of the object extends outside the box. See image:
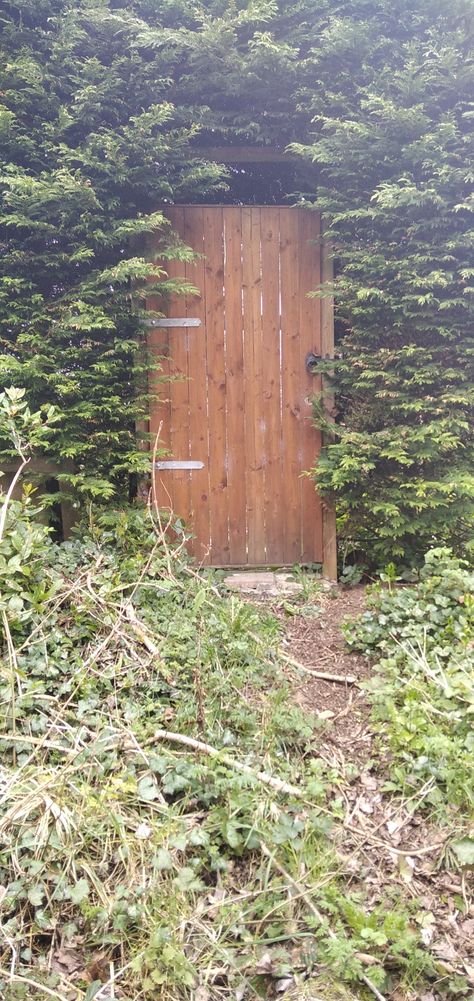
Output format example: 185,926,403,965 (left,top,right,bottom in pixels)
0,387,57,462
0,498,443,998
292,1,474,564
346,549,474,811
0,0,224,499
